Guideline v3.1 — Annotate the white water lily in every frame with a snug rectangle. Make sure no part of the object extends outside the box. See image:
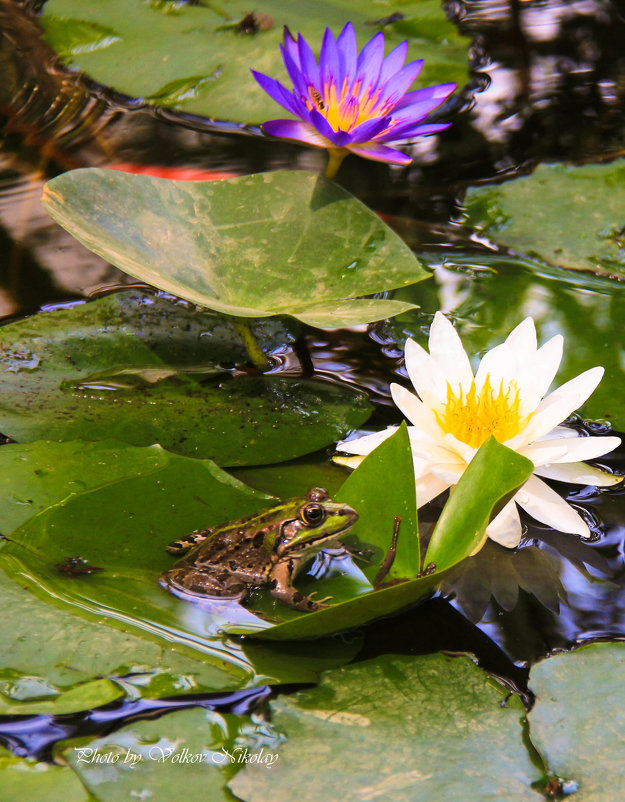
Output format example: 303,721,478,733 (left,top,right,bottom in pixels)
336,312,622,547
